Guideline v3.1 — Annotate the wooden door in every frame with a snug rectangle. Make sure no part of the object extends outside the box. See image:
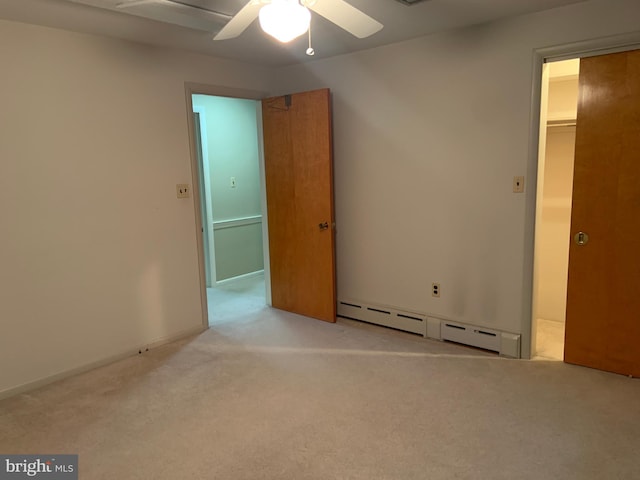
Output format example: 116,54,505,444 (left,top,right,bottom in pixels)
262,89,336,322
564,49,640,376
